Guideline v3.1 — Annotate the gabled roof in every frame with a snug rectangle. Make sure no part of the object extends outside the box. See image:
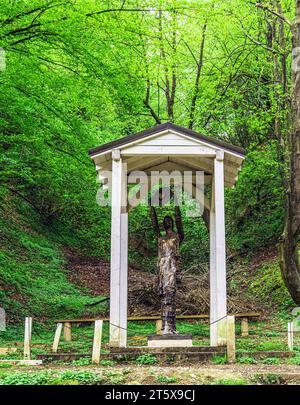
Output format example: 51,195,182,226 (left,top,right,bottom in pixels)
88,122,246,158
